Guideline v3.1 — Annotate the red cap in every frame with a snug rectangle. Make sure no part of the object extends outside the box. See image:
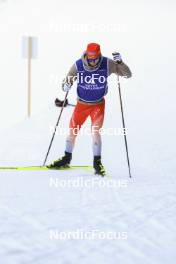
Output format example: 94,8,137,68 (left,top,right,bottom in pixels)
86,43,101,58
